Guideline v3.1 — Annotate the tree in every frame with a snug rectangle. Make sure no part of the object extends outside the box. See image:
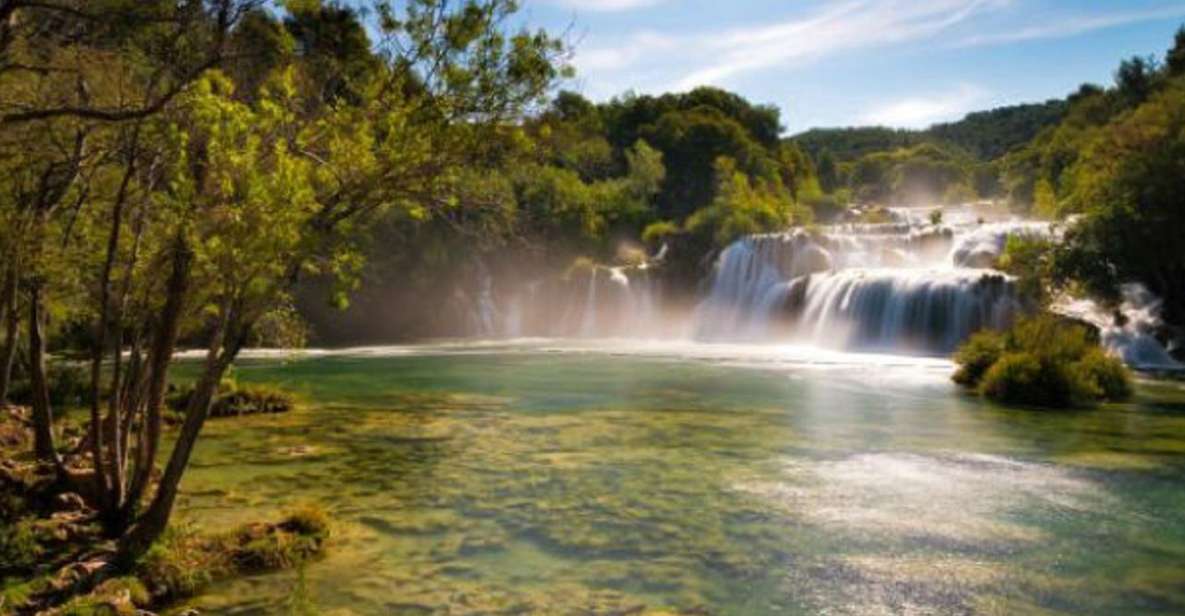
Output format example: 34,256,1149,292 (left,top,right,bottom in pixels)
816,148,839,193
1056,78,1185,328
0,0,569,562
